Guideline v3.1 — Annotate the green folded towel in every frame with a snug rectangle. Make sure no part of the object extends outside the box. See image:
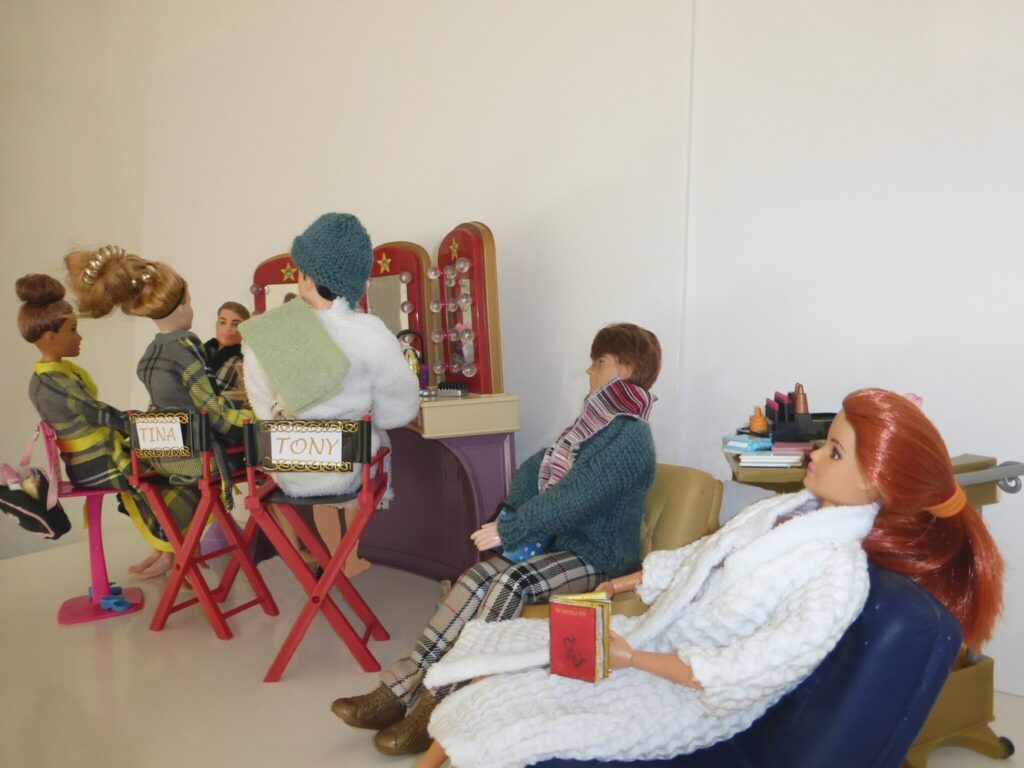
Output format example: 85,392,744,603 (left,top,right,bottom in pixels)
240,299,350,415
